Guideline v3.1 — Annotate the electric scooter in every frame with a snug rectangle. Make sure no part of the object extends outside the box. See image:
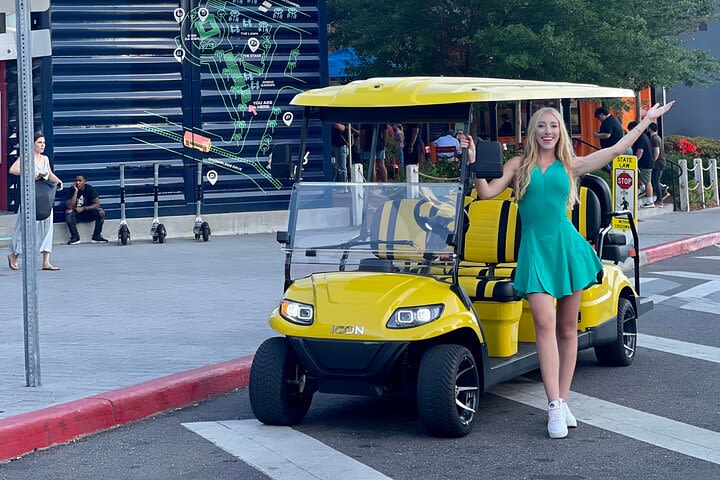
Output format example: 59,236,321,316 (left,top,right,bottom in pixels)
151,163,167,243
192,163,211,242
118,164,131,245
